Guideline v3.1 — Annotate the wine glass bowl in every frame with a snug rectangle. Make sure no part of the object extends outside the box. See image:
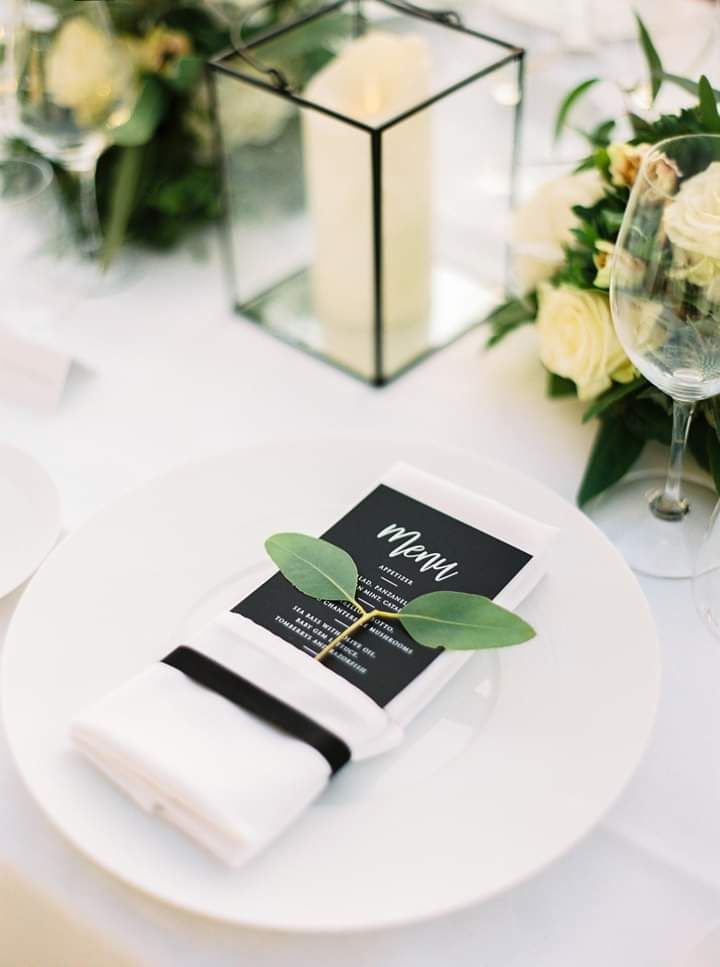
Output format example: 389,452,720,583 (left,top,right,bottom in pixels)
588,135,720,577
612,138,720,404
16,2,133,164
